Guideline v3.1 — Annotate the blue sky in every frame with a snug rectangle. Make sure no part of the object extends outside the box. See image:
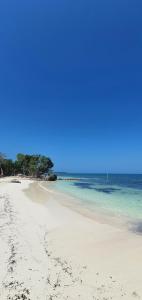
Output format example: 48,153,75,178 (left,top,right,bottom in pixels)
0,0,142,173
